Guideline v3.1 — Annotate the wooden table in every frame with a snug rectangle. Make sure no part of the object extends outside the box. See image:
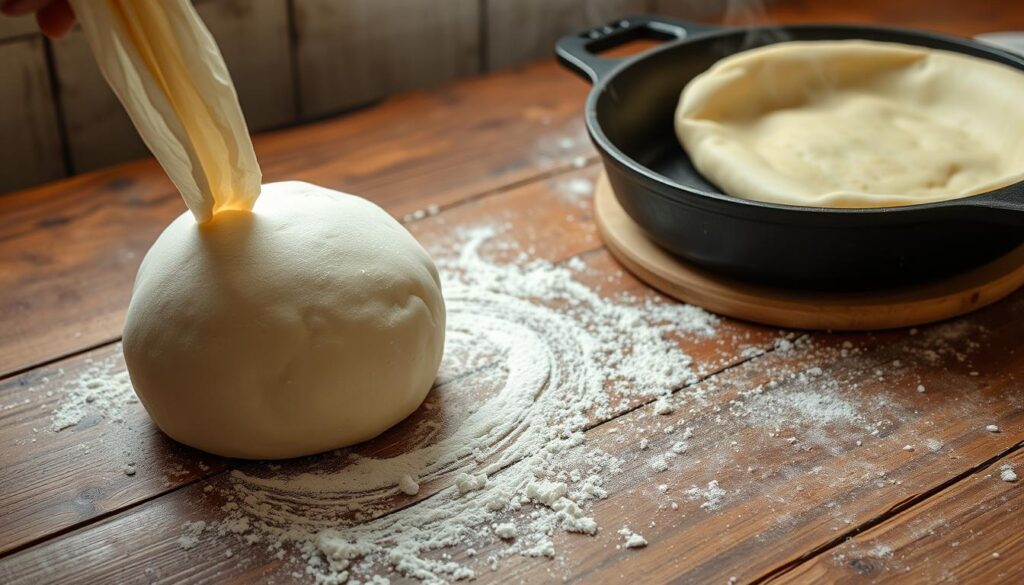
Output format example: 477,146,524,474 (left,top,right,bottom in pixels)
2,4,1024,583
